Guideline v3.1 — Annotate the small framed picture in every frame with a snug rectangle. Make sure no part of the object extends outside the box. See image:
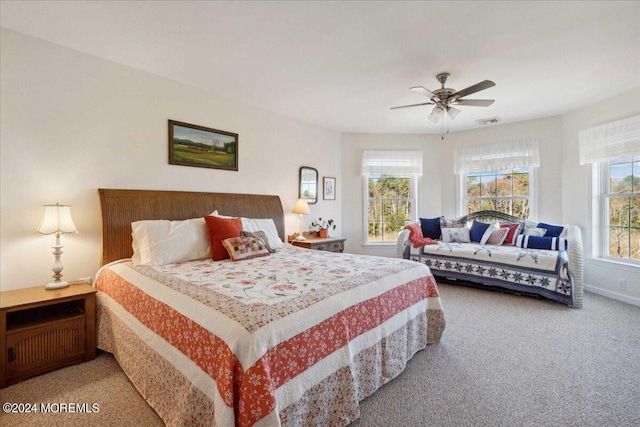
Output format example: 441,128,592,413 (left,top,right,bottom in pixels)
169,120,238,171
323,176,336,200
